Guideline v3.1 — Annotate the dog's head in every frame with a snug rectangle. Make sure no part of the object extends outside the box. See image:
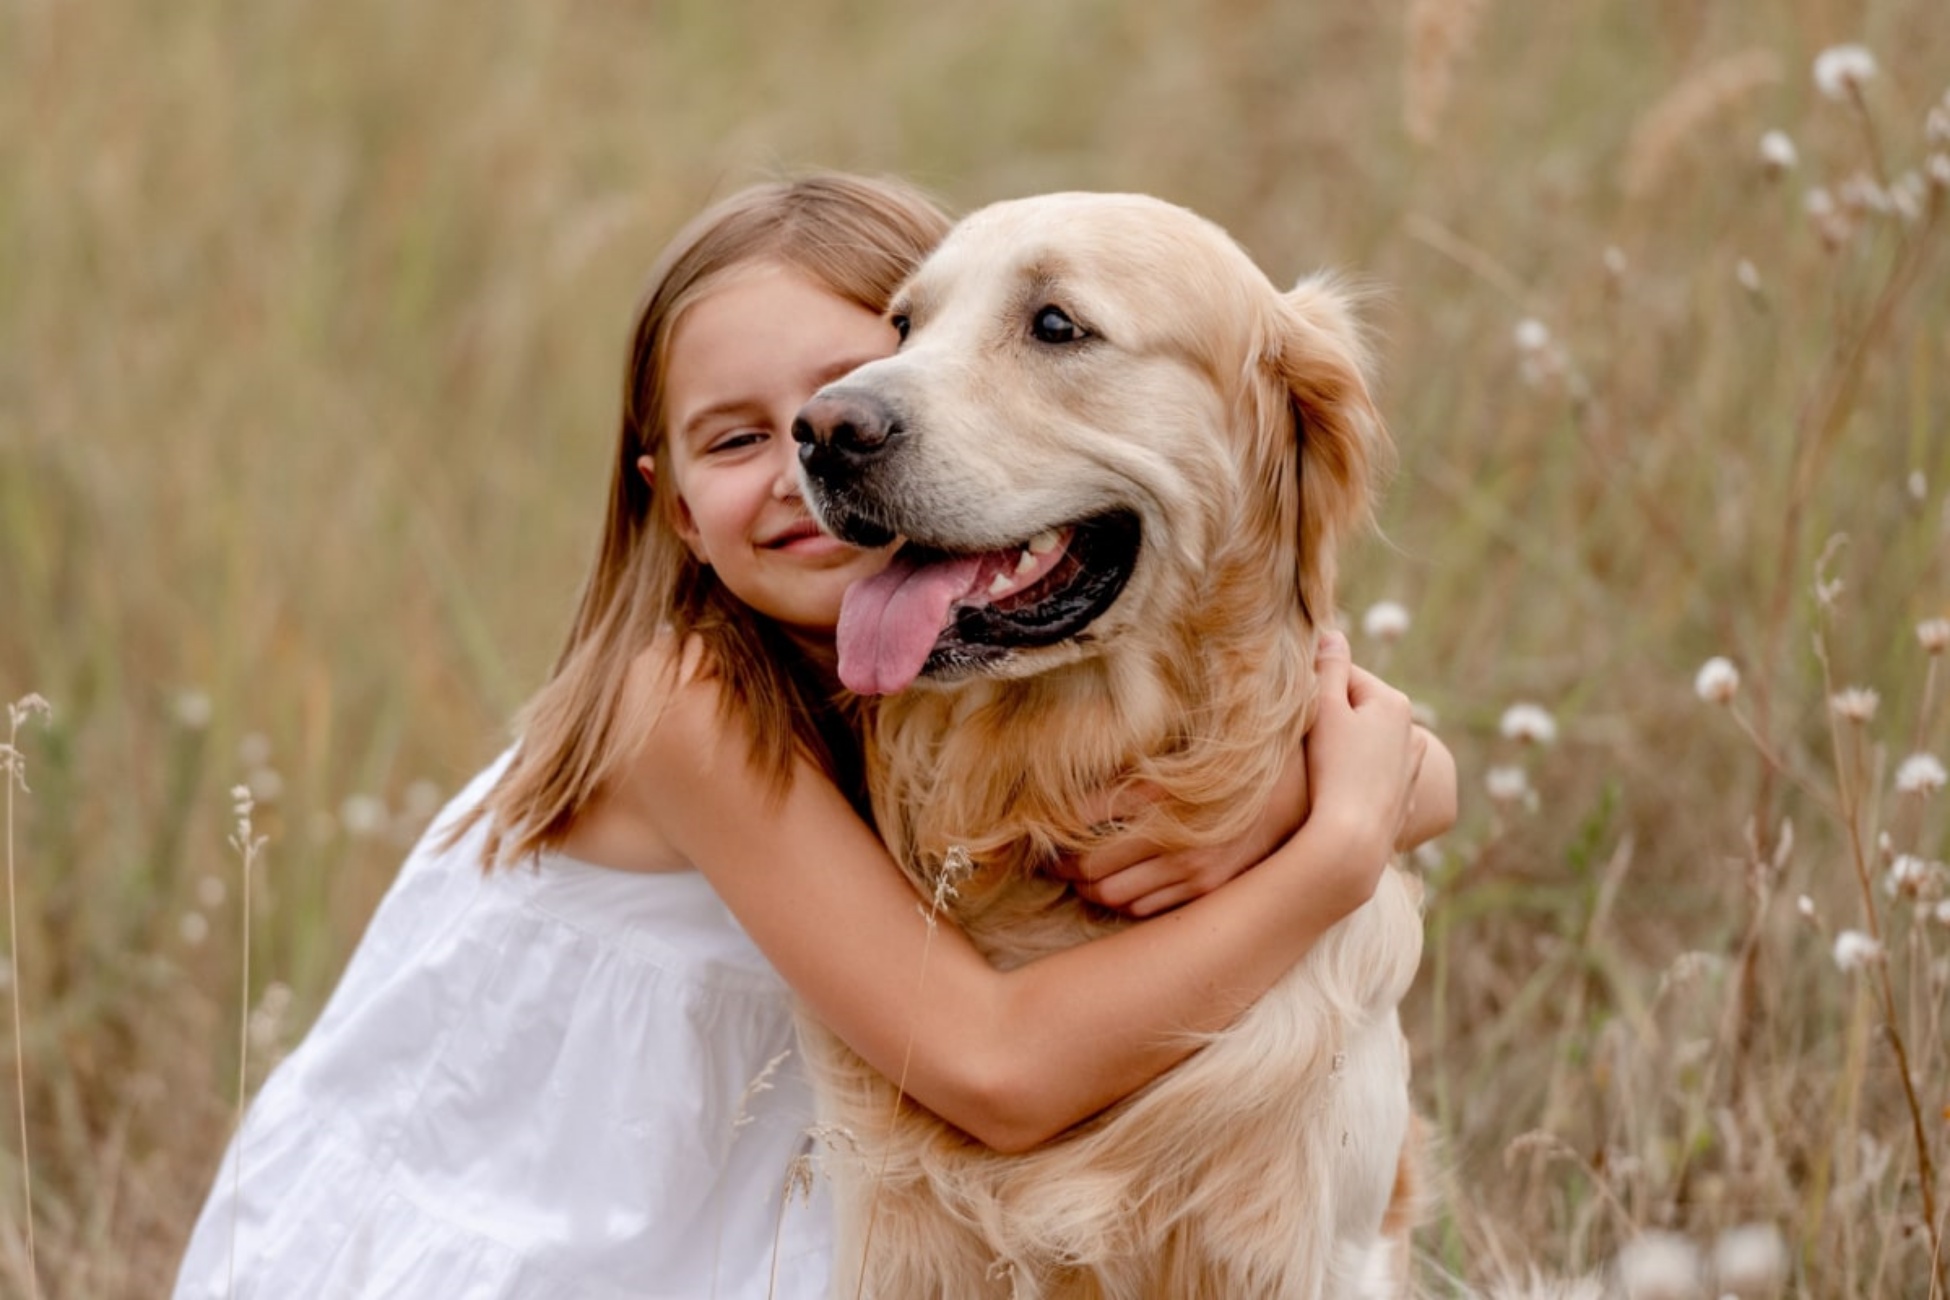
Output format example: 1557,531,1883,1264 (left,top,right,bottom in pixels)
795,193,1389,697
